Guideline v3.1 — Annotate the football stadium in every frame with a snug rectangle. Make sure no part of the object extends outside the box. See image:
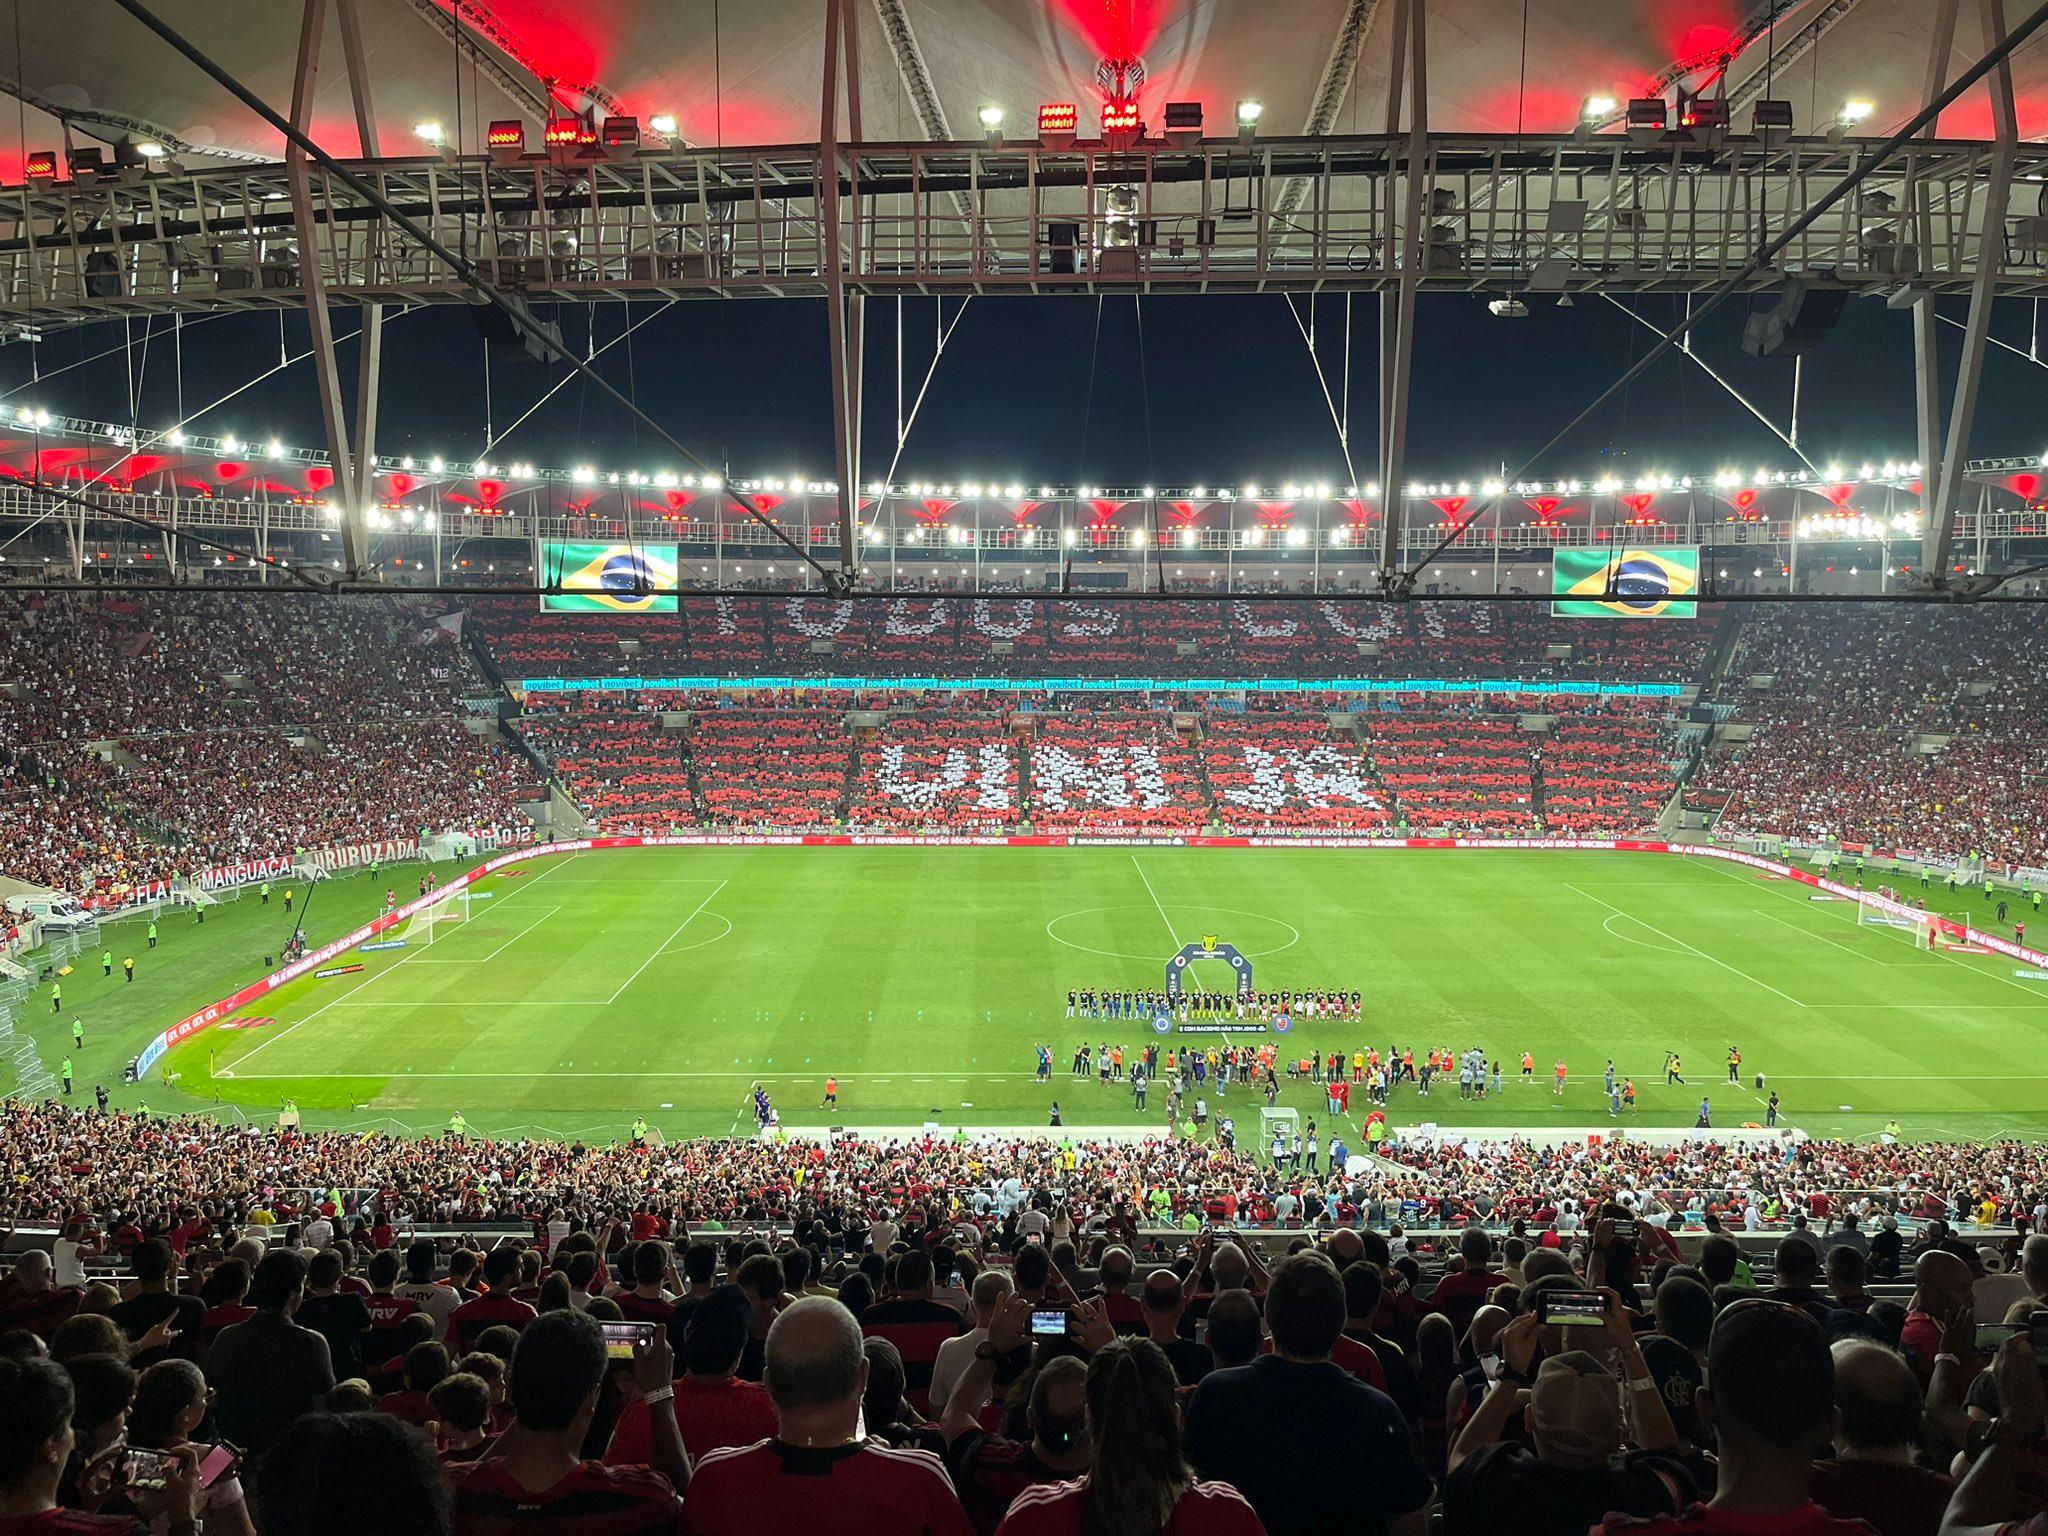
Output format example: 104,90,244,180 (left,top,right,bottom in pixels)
4,3,2048,1533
